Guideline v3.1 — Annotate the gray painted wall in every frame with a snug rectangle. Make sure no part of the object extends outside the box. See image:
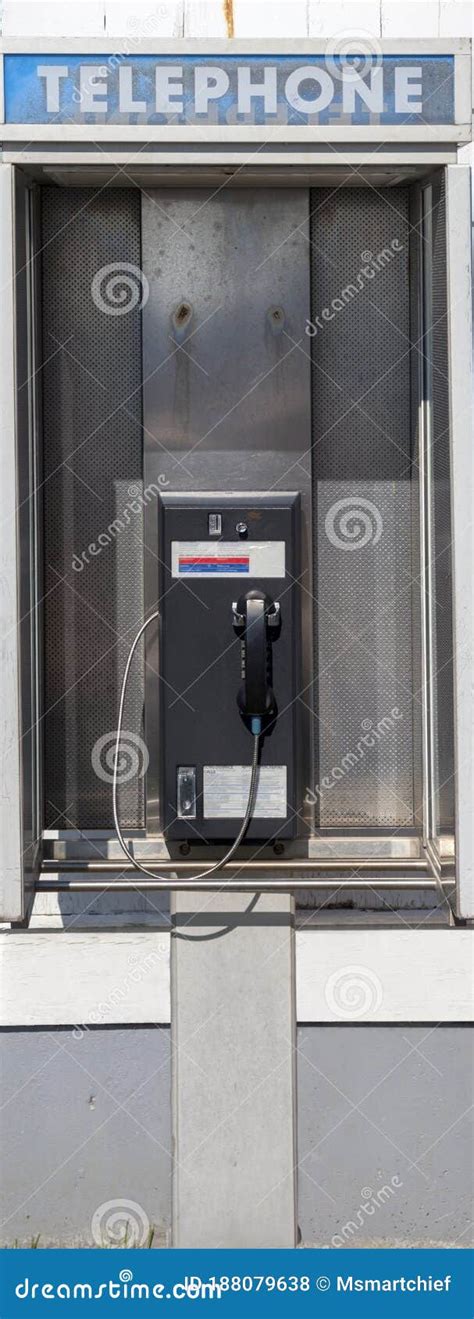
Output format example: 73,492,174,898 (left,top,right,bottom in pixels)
298,1026,473,1248
0,1027,171,1248
0,1025,472,1248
